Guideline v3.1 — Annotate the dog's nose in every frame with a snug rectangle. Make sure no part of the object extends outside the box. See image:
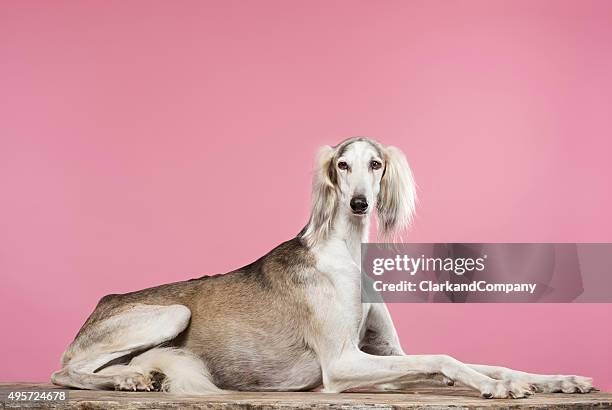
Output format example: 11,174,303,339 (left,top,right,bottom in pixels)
350,195,368,213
